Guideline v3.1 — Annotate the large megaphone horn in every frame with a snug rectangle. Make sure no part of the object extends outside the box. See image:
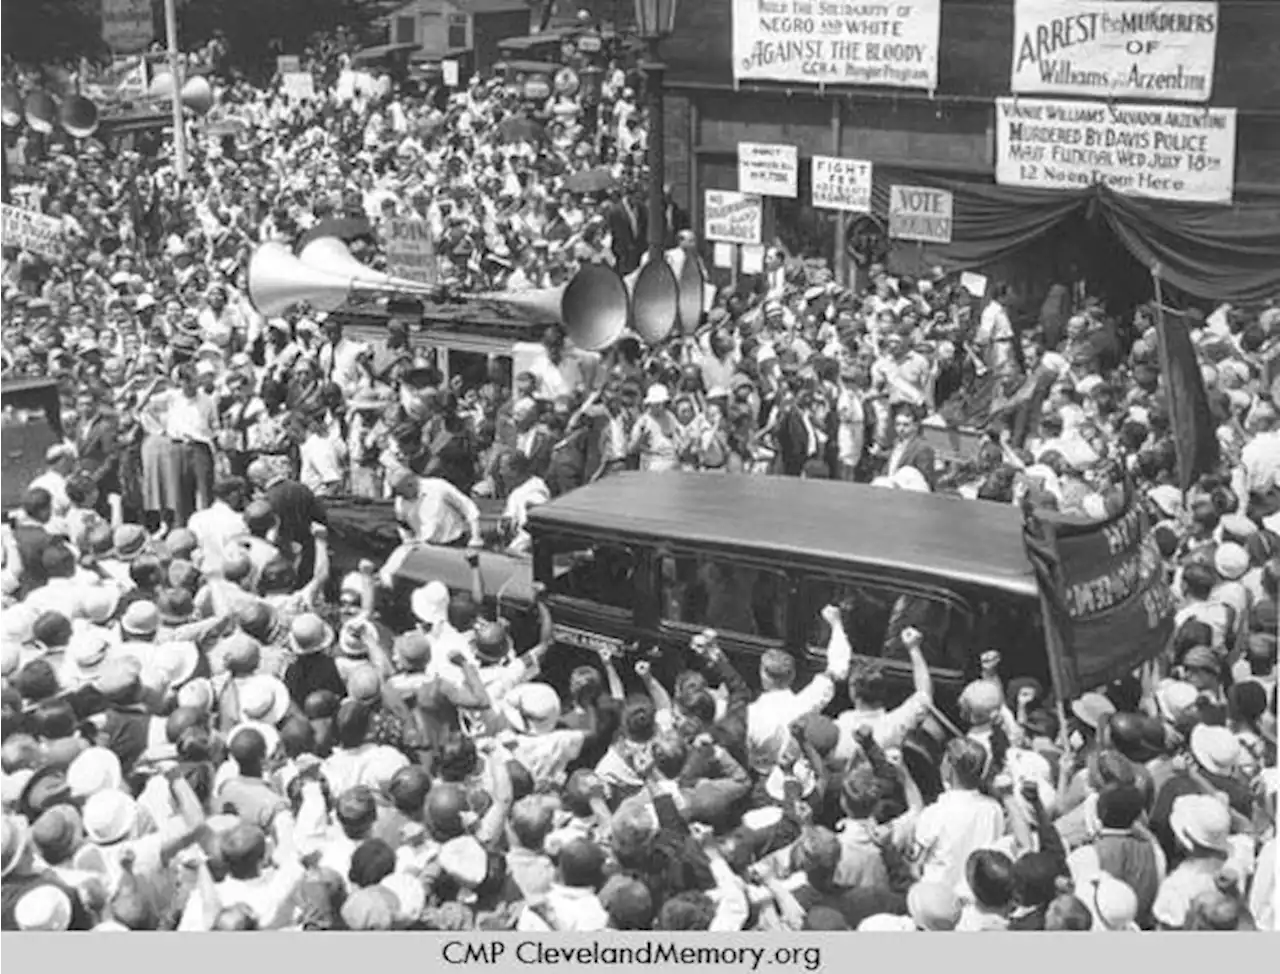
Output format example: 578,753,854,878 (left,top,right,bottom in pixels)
624,259,679,345
22,90,58,134
298,237,444,297
247,243,361,317
562,265,630,352
1,86,23,128
670,246,707,334
60,95,99,138
180,75,214,115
